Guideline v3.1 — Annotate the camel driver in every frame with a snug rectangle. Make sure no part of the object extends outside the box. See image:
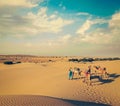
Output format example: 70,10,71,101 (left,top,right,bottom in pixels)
87,65,91,74
85,65,92,82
